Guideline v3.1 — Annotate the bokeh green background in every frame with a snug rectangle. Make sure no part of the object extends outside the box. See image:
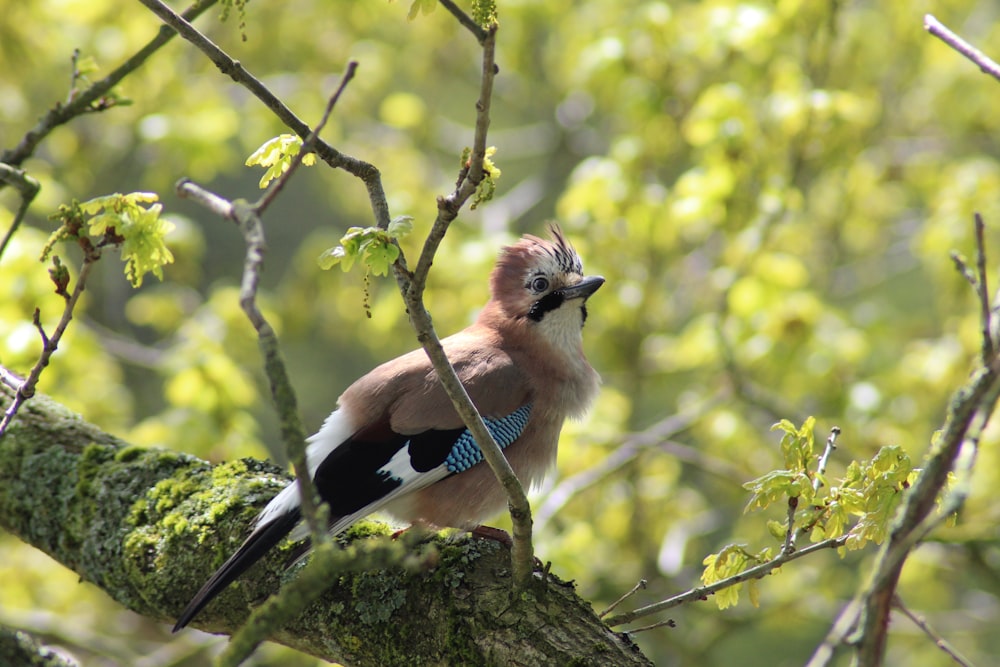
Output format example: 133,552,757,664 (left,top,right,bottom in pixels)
3,0,1000,664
